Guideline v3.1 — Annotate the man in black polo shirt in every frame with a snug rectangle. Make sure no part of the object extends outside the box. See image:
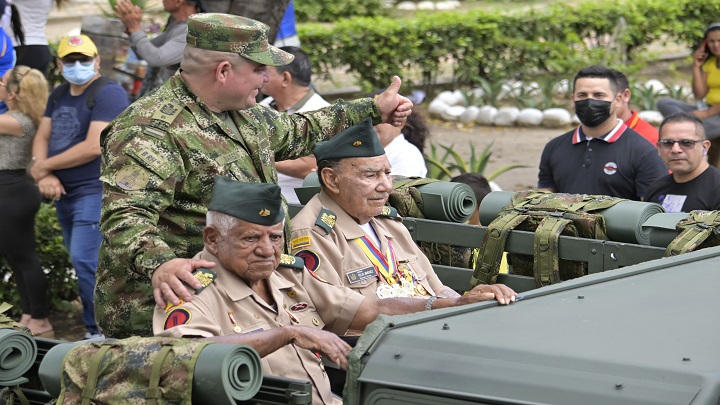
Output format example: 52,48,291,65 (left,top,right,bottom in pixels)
538,65,667,200
644,112,720,212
